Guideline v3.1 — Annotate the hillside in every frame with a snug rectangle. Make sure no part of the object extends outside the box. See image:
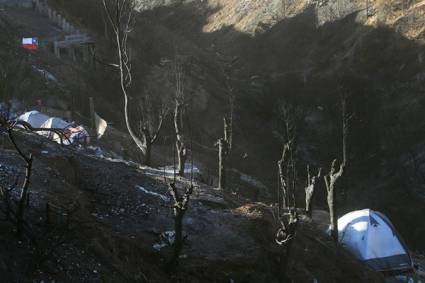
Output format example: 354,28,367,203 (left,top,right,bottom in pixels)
0,130,384,282
1,0,425,282
105,0,425,249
